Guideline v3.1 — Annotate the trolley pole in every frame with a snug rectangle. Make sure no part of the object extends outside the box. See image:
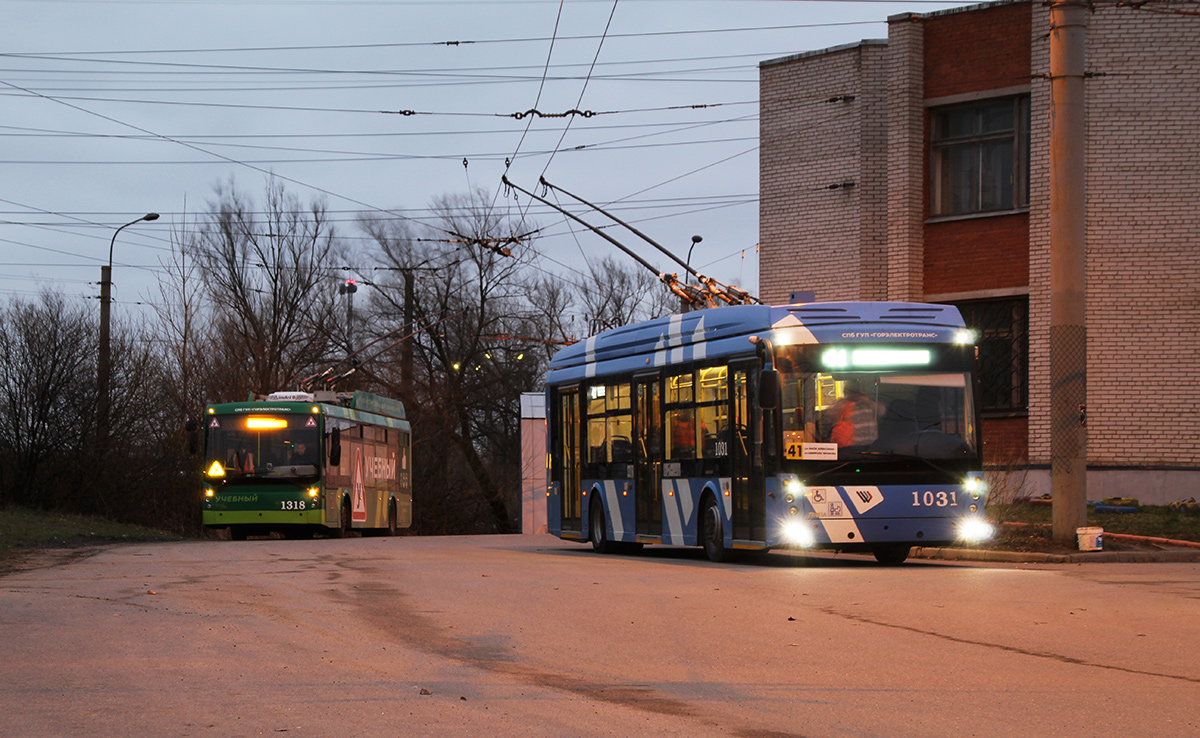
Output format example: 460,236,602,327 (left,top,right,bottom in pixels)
1048,1,1089,542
